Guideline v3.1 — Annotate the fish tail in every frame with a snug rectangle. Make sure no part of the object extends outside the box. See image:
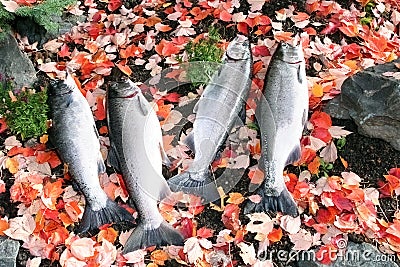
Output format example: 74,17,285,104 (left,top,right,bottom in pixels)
167,171,220,203
76,199,133,234
122,221,184,254
244,185,299,217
